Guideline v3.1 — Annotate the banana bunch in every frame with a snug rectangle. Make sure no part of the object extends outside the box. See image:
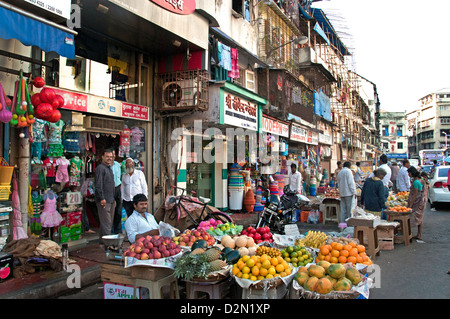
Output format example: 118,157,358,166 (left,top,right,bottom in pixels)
295,230,328,248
